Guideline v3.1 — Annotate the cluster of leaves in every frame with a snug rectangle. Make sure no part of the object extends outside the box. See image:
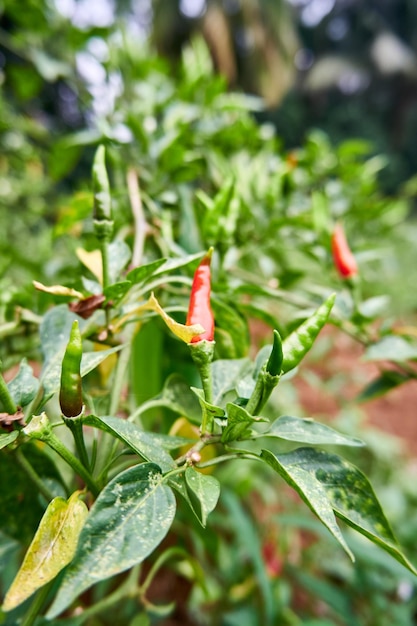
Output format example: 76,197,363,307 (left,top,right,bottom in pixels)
1,4,417,624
